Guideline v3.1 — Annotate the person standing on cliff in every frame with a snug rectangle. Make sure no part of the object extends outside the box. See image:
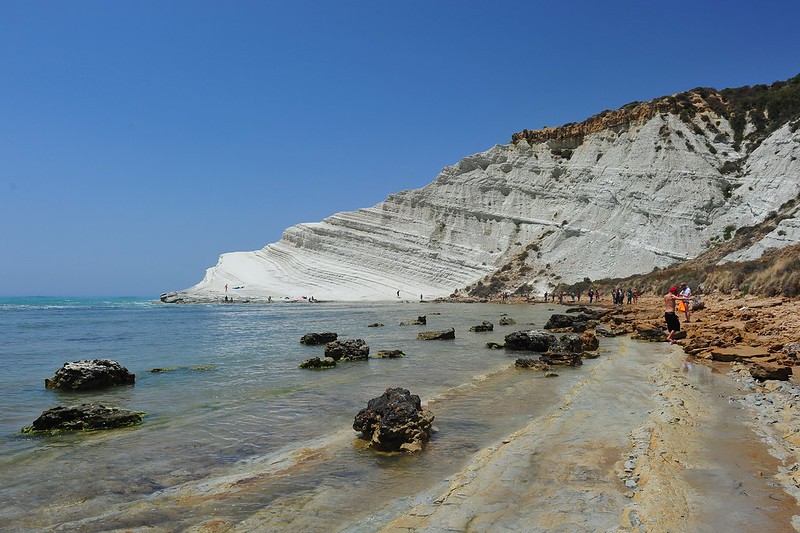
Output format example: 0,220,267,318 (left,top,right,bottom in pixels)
664,286,692,344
